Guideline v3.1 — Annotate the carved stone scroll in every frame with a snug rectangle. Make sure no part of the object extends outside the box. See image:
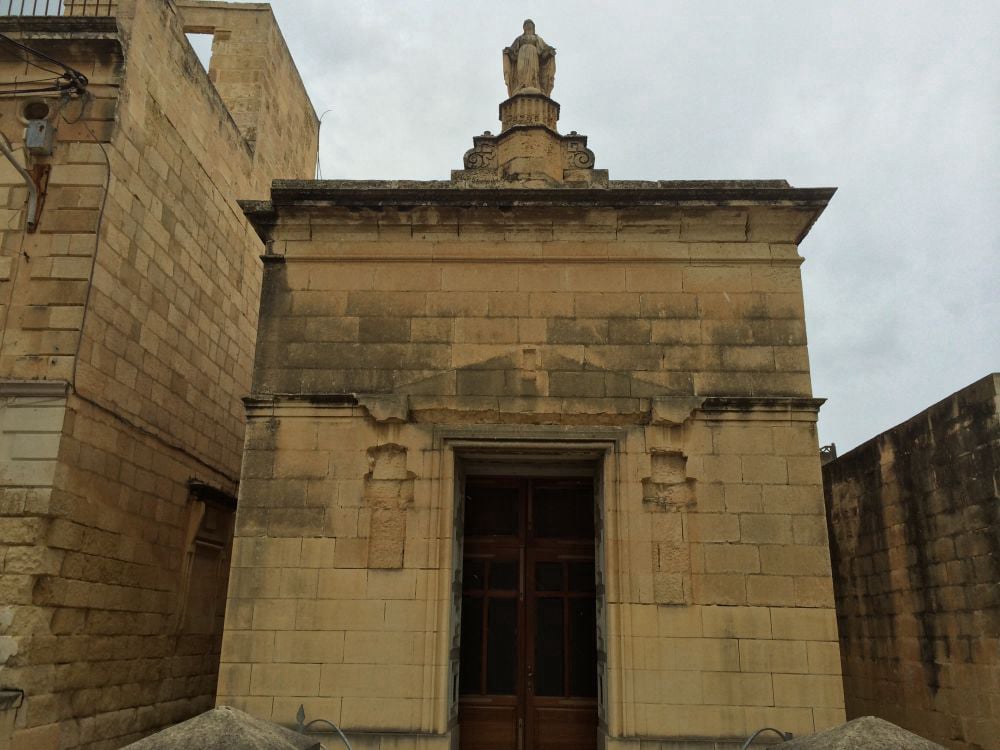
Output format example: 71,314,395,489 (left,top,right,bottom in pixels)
562,132,595,170
463,133,498,169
